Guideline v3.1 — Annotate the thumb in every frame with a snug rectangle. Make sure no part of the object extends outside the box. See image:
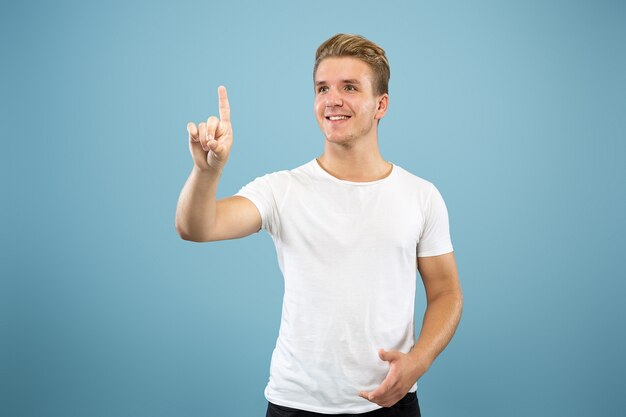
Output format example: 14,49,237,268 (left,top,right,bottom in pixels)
378,348,401,362
208,139,221,153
